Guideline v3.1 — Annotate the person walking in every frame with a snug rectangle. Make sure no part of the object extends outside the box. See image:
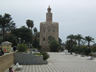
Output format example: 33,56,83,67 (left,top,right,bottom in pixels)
9,67,15,72
0,48,4,56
